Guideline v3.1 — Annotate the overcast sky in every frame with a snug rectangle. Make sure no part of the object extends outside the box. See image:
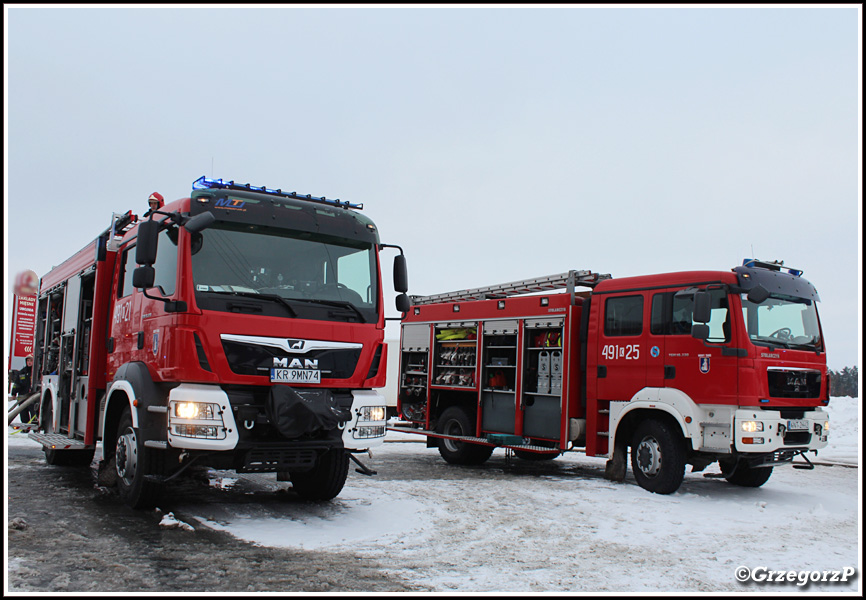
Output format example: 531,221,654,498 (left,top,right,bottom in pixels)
4,5,861,370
